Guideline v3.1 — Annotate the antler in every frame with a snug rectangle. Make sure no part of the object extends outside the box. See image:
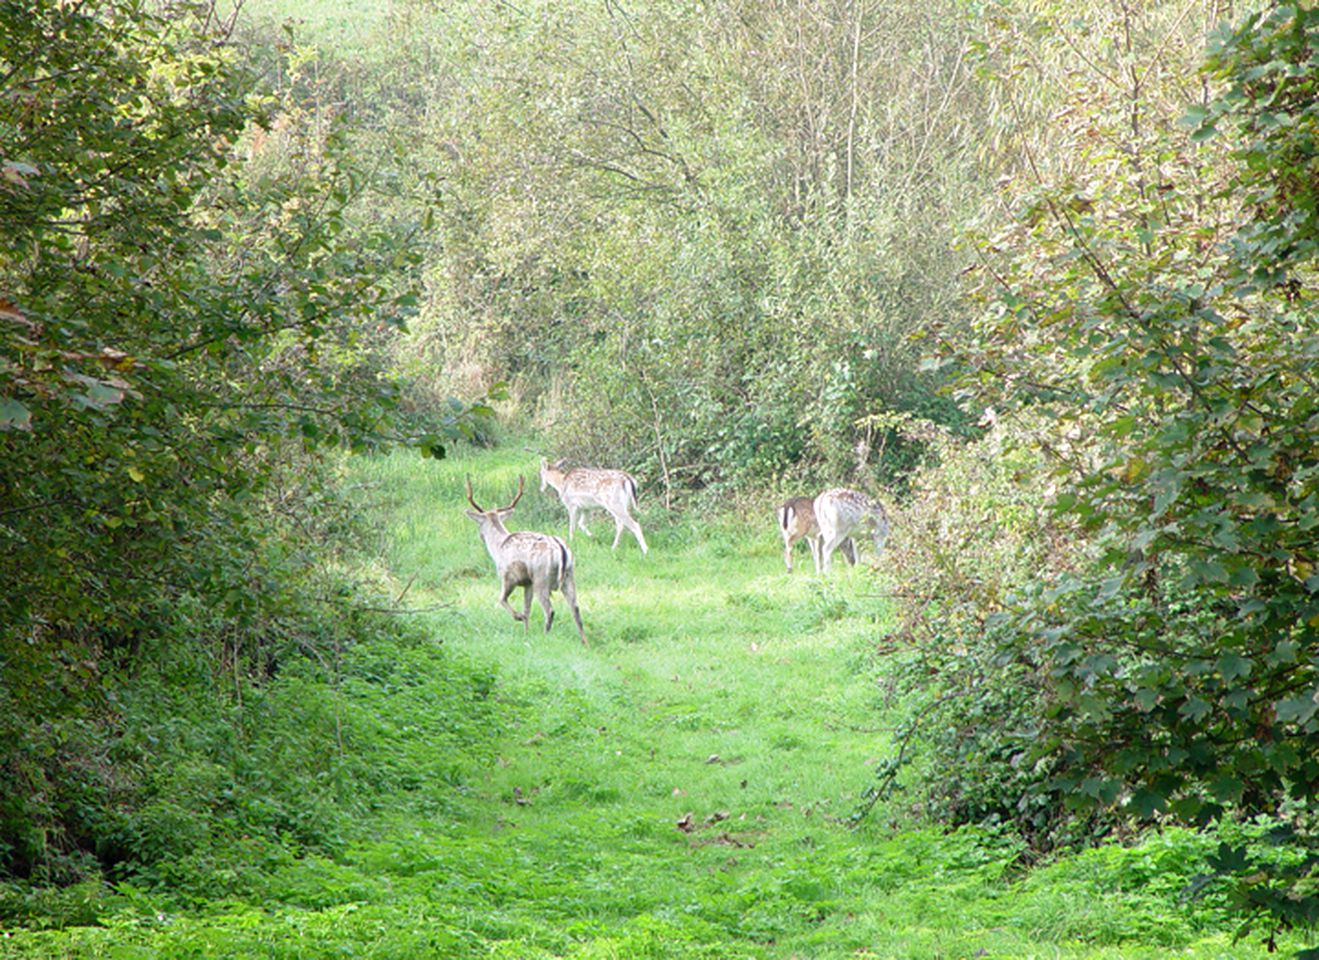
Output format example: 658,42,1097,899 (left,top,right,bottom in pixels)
502,474,526,511
465,475,484,512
